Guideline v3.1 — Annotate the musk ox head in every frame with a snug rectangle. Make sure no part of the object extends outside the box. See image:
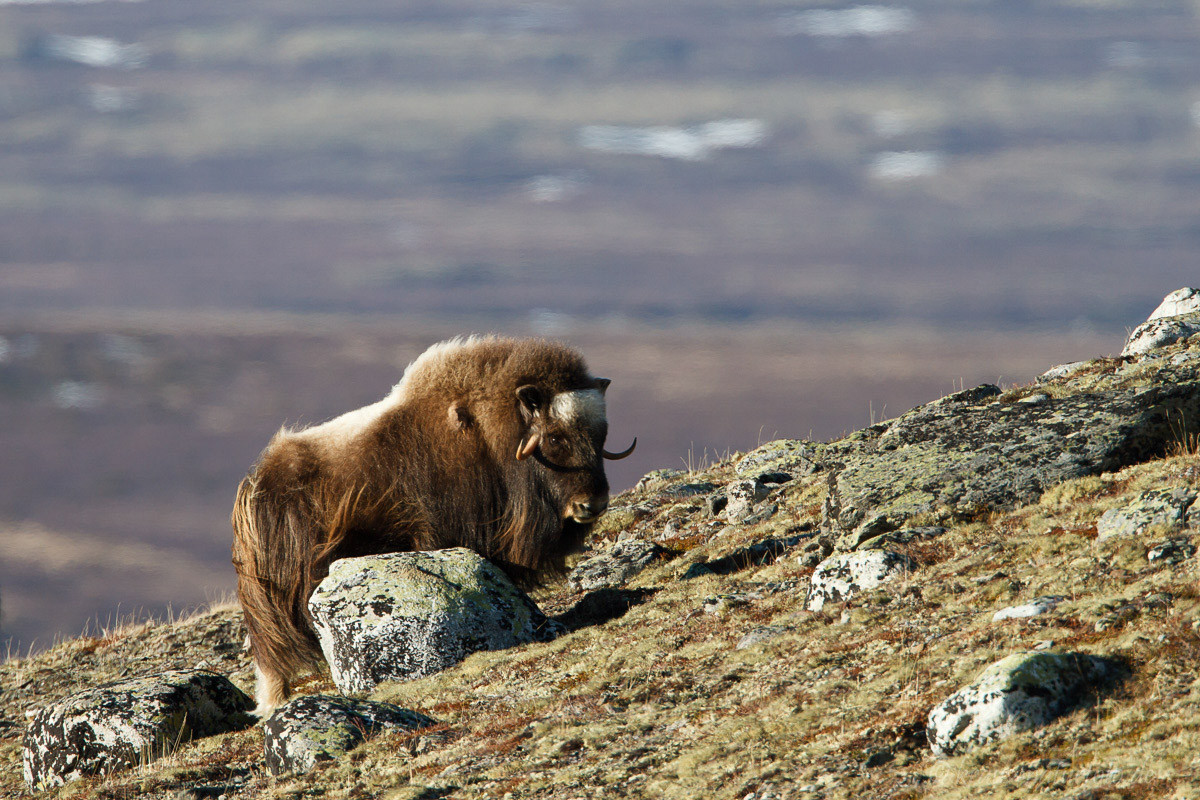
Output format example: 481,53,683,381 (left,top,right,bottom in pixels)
513,378,637,525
